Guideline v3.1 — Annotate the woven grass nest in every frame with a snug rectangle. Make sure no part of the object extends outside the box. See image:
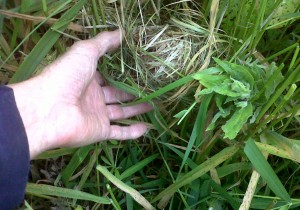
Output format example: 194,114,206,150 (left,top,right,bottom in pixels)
101,2,212,110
